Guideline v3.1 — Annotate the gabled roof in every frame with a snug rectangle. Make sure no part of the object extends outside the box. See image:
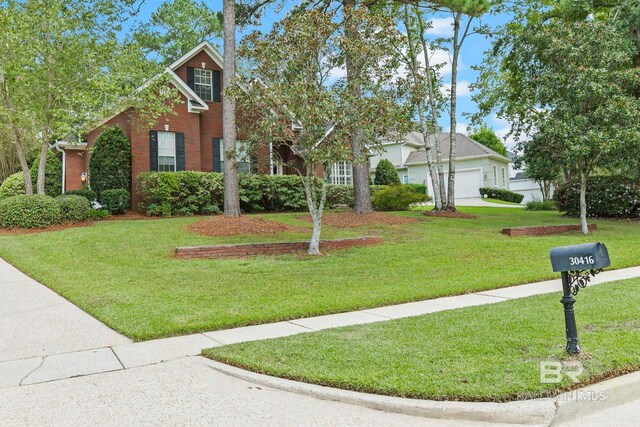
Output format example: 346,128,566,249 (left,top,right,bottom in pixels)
169,40,224,72
165,68,208,113
401,132,510,164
